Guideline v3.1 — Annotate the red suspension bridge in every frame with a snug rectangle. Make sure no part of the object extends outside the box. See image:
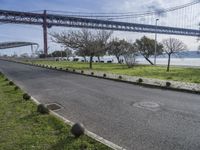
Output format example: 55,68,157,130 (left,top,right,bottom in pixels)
0,1,199,56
